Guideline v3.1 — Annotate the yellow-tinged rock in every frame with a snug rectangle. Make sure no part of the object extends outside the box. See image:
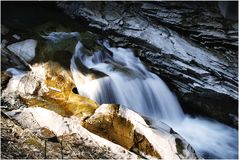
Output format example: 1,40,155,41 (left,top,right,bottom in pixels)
83,104,198,159
84,104,135,150
83,104,161,158
24,61,99,119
